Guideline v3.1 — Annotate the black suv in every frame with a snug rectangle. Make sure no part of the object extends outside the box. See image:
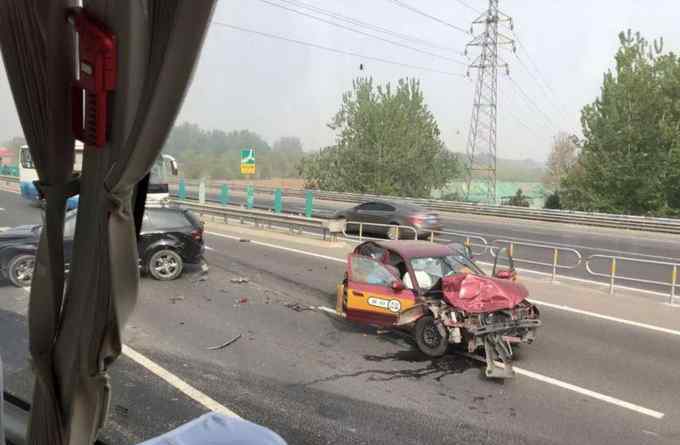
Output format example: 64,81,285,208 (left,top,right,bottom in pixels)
0,207,205,287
